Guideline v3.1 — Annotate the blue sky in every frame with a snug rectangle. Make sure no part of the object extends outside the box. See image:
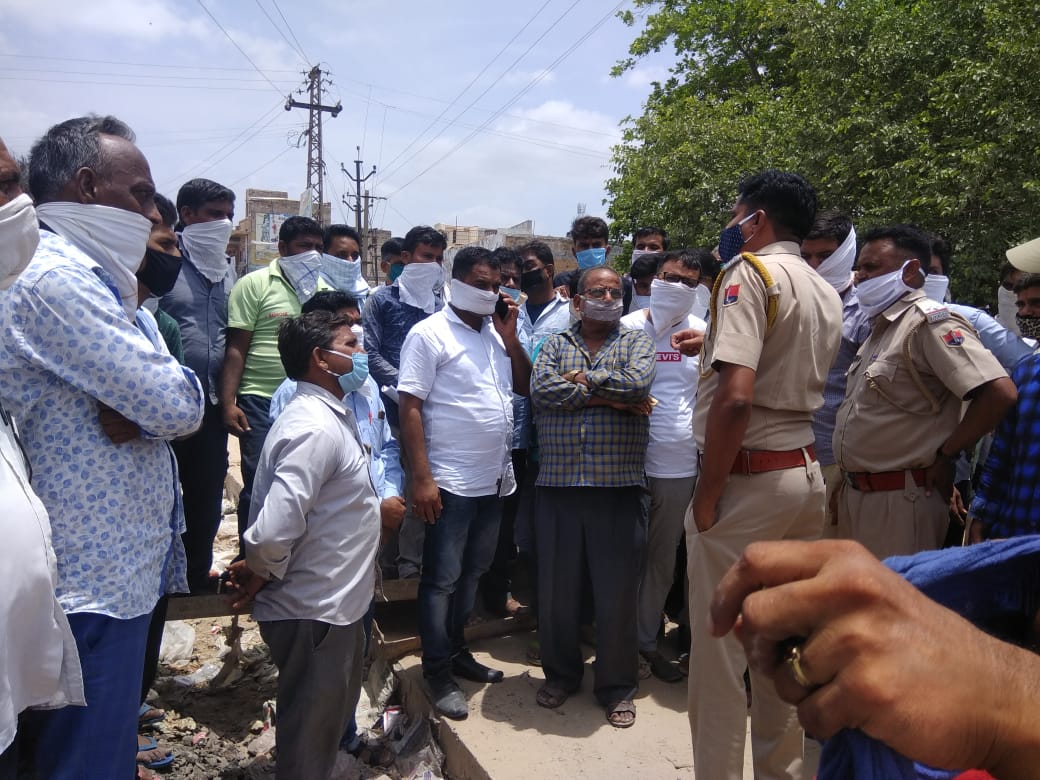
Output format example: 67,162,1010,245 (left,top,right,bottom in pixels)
1,0,672,237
